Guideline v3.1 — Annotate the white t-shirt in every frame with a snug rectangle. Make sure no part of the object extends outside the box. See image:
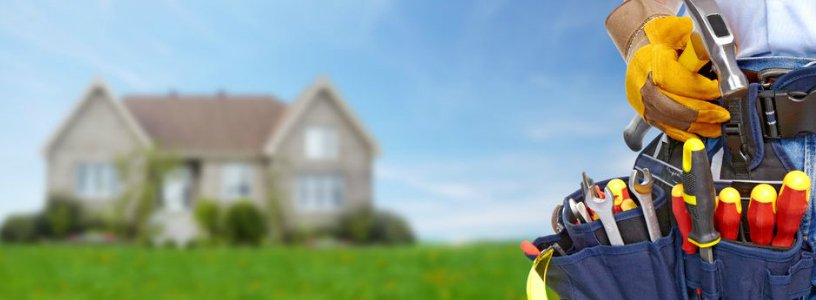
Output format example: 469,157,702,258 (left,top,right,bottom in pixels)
714,0,816,58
